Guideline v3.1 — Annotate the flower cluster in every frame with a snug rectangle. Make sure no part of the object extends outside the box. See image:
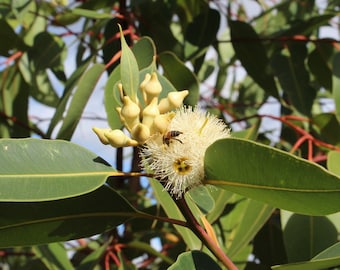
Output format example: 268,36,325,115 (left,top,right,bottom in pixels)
93,72,189,148
93,72,230,198
140,106,230,198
